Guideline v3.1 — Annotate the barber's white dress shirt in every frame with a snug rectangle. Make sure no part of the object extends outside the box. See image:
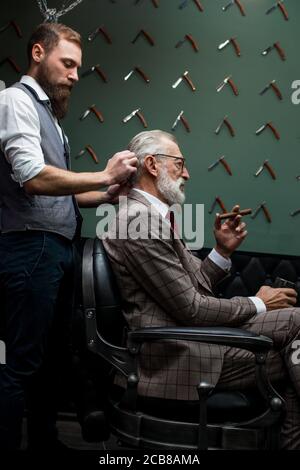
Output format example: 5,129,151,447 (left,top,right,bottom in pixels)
0,75,63,187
